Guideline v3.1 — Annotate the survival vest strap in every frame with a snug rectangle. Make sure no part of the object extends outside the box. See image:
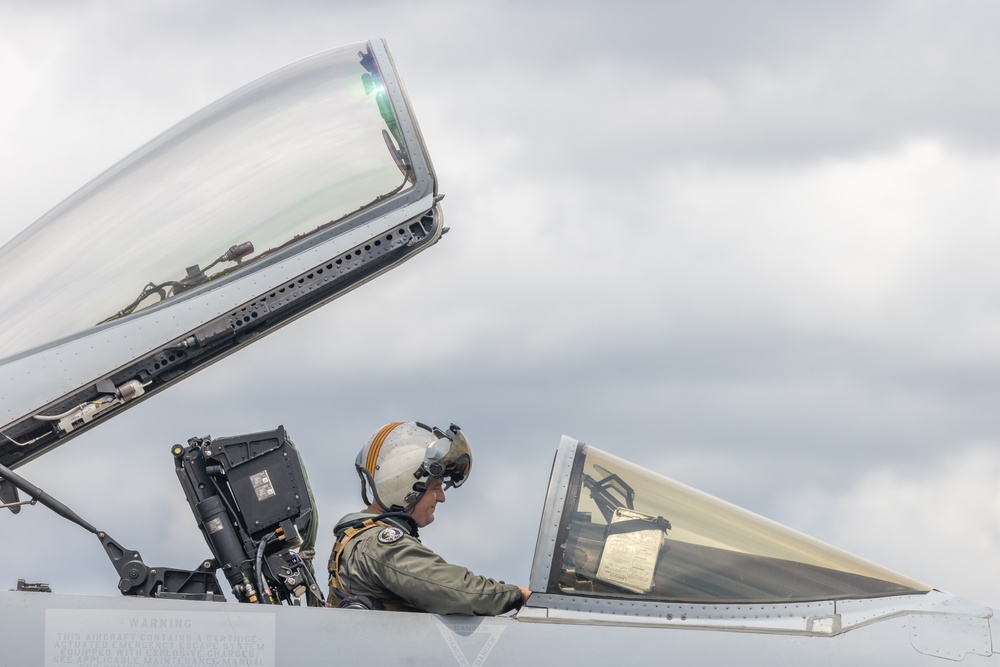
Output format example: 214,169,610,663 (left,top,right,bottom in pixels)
329,518,388,600
329,512,421,610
